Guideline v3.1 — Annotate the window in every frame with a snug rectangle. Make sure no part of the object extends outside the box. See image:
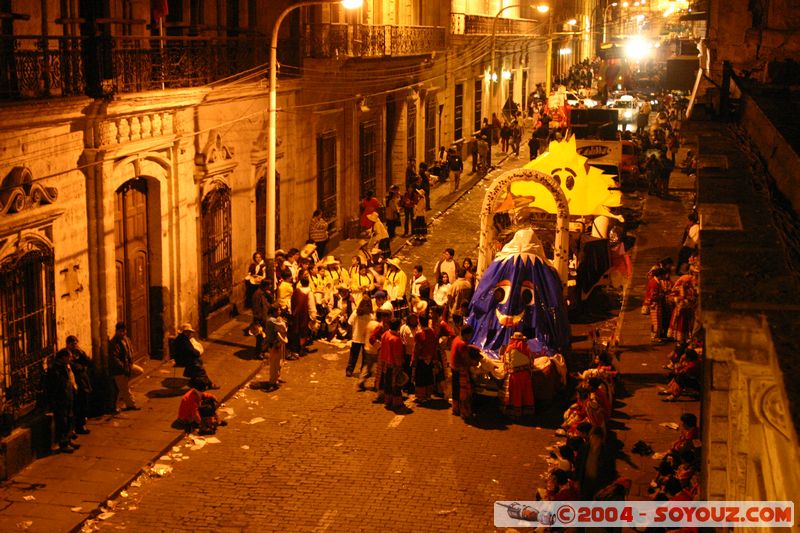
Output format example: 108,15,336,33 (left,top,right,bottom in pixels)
454,83,464,141
406,102,416,163
359,121,377,198
317,131,338,225
0,242,56,414
424,96,437,164
473,78,482,133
